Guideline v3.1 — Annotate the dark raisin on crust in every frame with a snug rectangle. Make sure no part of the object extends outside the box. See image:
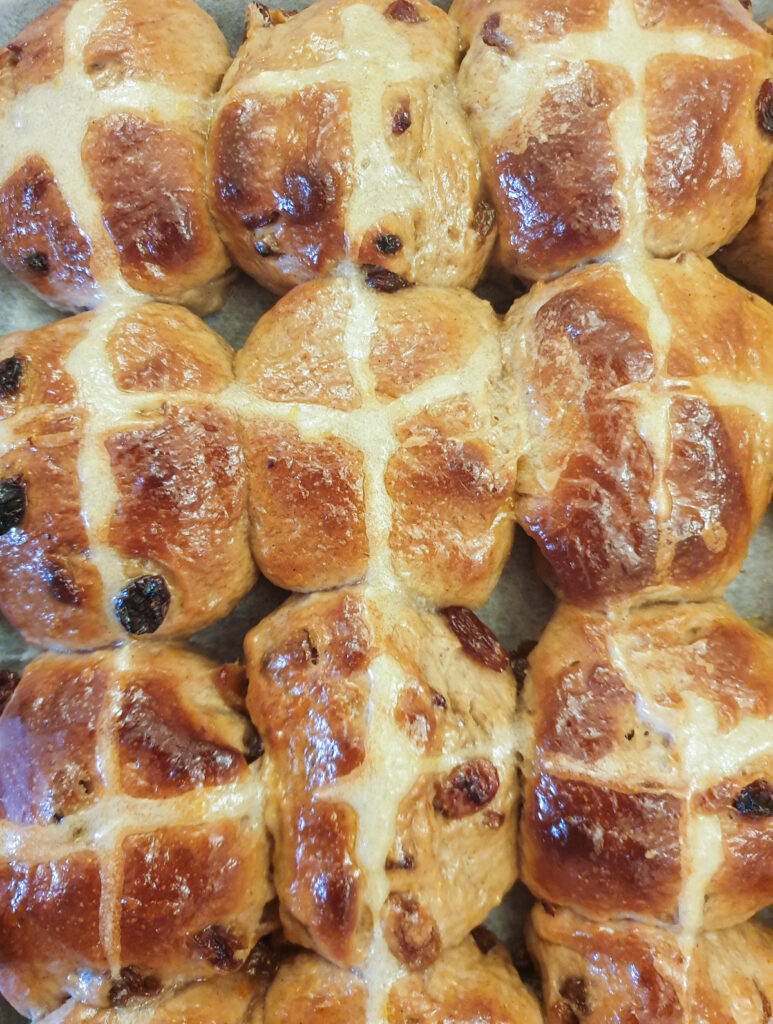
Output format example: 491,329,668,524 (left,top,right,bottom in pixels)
243,723,264,763
108,967,161,1007
23,251,49,274
0,356,23,397
734,779,773,817
481,13,511,53
559,976,590,1016
376,234,402,255
393,105,411,134
385,0,424,22
433,758,500,818
509,639,537,692
364,265,412,292
193,925,242,971
757,80,773,133
44,561,82,605
0,476,26,535
441,606,509,673
114,575,171,635
0,669,20,715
